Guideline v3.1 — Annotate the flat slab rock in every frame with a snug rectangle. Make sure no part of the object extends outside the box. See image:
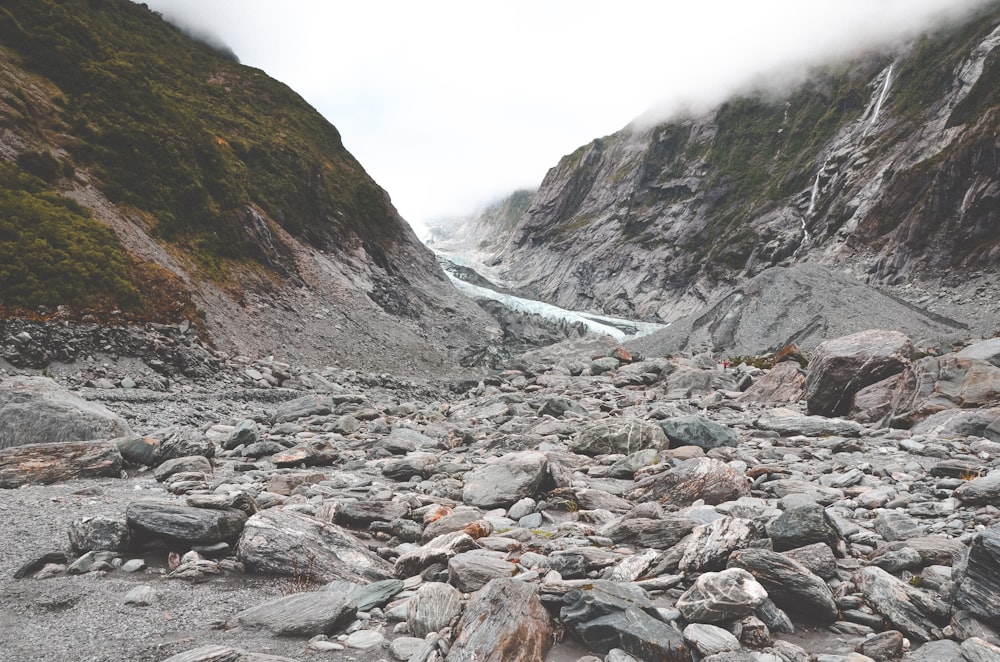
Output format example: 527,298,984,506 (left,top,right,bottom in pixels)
0,439,123,488
127,500,246,546
161,645,301,662
228,590,357,637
